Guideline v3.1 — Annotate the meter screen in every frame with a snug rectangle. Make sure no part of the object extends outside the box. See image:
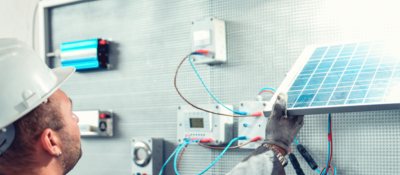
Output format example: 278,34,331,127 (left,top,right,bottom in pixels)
190,118,204,128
